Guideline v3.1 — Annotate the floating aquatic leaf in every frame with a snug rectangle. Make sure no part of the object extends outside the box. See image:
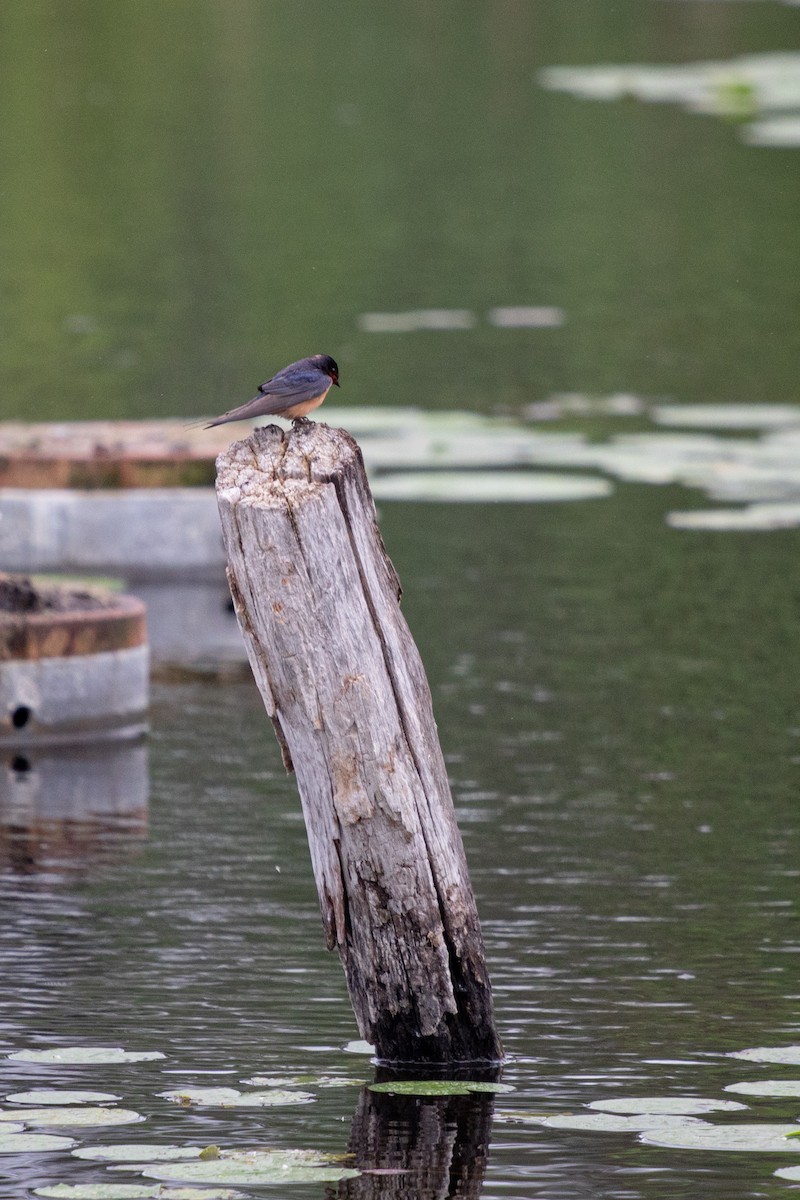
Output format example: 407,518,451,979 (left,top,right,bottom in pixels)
148,1163,360,1185
342,1040,374,1055
135,1148,359,1185
35,1188,163,1200
72,1144,206,1162
7,1047,165,1065
368,1080,513,1096
725,1080,800,1097
538,51,800,131
358,309,475,333
639,1122,800,1152
503,1112,706,1132
159,1086,314,1107
744,116,800,147
494,1110,552,1123
487,306,564,328
241,1074,361,1089
729,1046,800,1065
6,1090,121,1105
106,1166,188,1175
667,505,800,532
588,1096,747,1115
654,404,800,430
0,1107,142,1126
0,1132,77,1152
34,1187,244,1200
157,1190,243,1199
159,1088,241,1107
371,470,612,503
225,1090,315,1107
